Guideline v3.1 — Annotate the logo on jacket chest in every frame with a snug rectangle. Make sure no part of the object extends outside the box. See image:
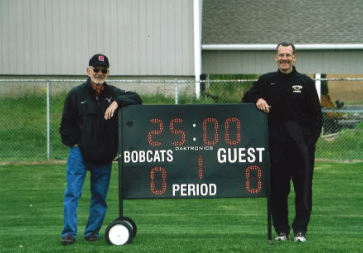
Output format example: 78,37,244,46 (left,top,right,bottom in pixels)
292,85,303,93
105,97,113,103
